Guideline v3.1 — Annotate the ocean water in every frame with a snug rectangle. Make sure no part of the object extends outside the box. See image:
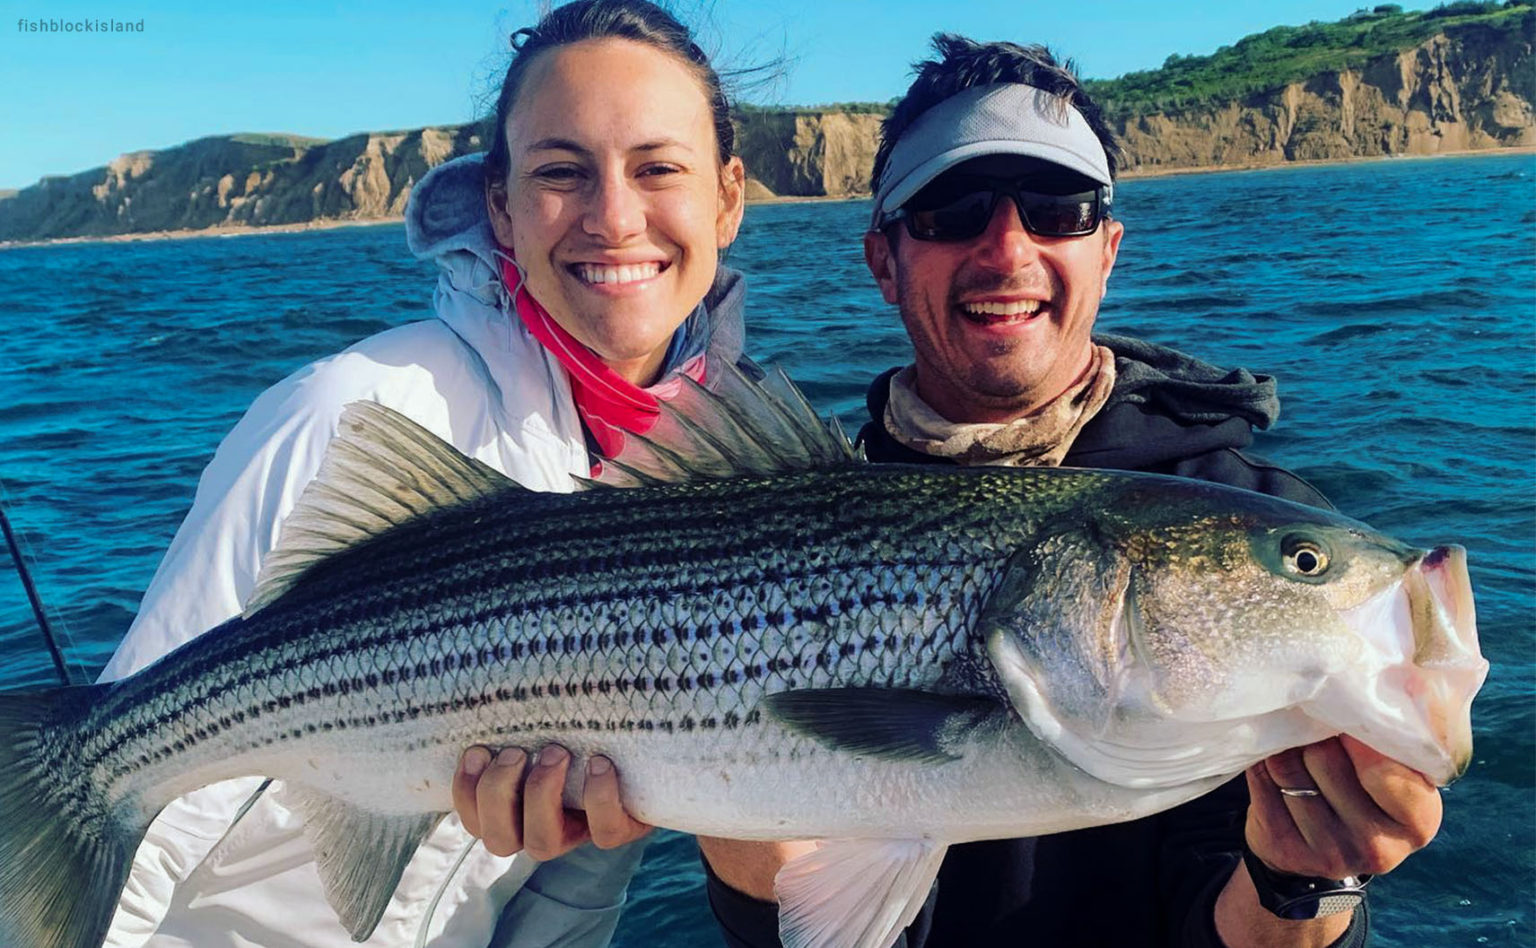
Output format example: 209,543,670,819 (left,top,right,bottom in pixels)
0,152,1532,946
